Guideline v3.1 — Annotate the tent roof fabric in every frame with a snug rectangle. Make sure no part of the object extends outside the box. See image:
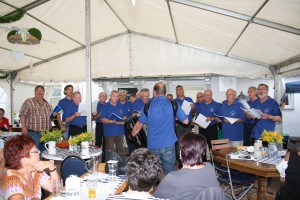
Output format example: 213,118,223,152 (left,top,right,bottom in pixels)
0,0,300,83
